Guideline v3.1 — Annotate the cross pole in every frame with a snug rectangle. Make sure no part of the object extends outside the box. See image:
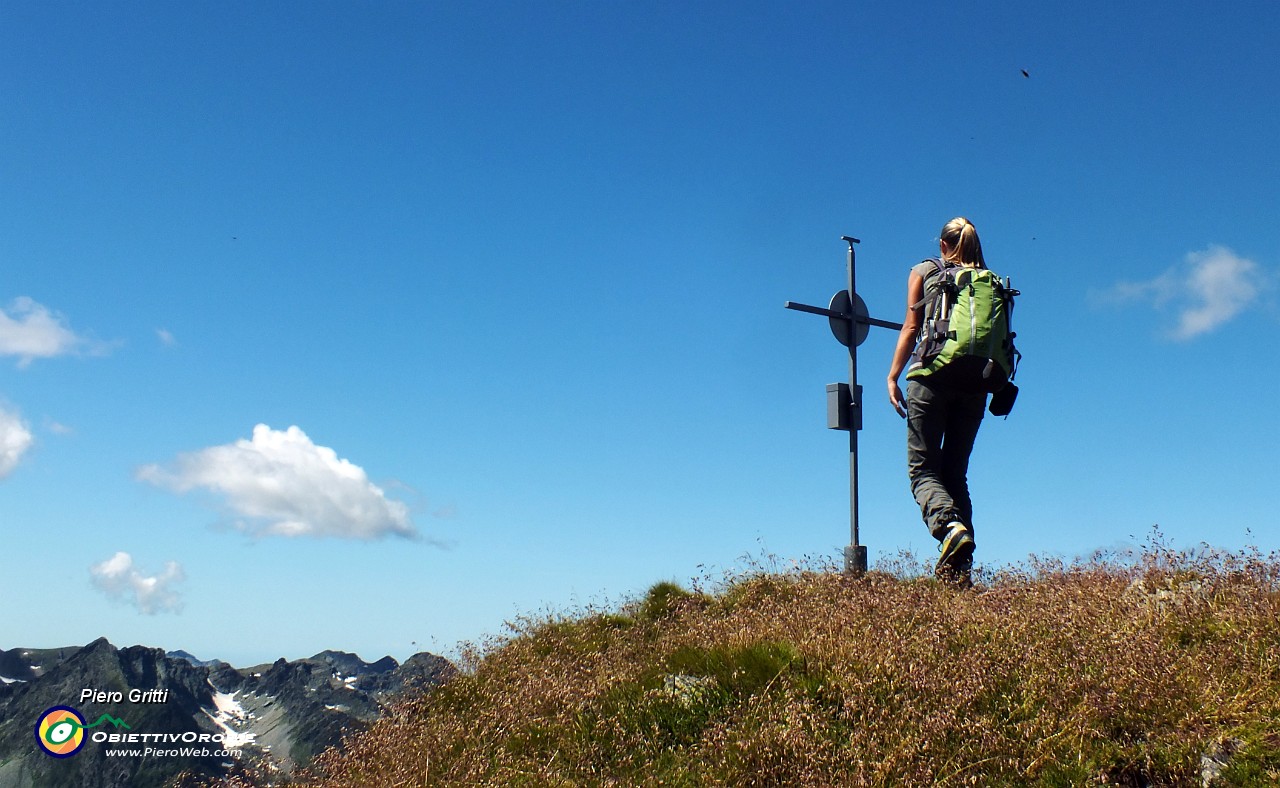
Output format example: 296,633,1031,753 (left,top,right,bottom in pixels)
785,236,903,575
